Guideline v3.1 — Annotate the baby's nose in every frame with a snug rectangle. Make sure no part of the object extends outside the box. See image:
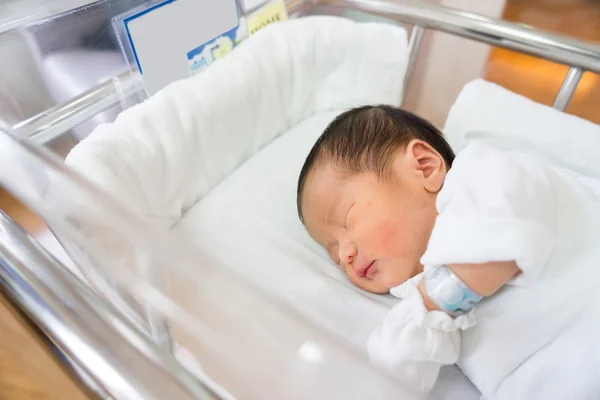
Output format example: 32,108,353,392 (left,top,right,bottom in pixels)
339,240,358,266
